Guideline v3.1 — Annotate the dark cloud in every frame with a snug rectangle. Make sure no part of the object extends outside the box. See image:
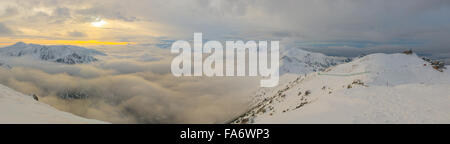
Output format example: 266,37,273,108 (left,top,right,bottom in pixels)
67,31,86,37
0,23,13,35
53,7,71,18
75,5,140,22
0,6,19,18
